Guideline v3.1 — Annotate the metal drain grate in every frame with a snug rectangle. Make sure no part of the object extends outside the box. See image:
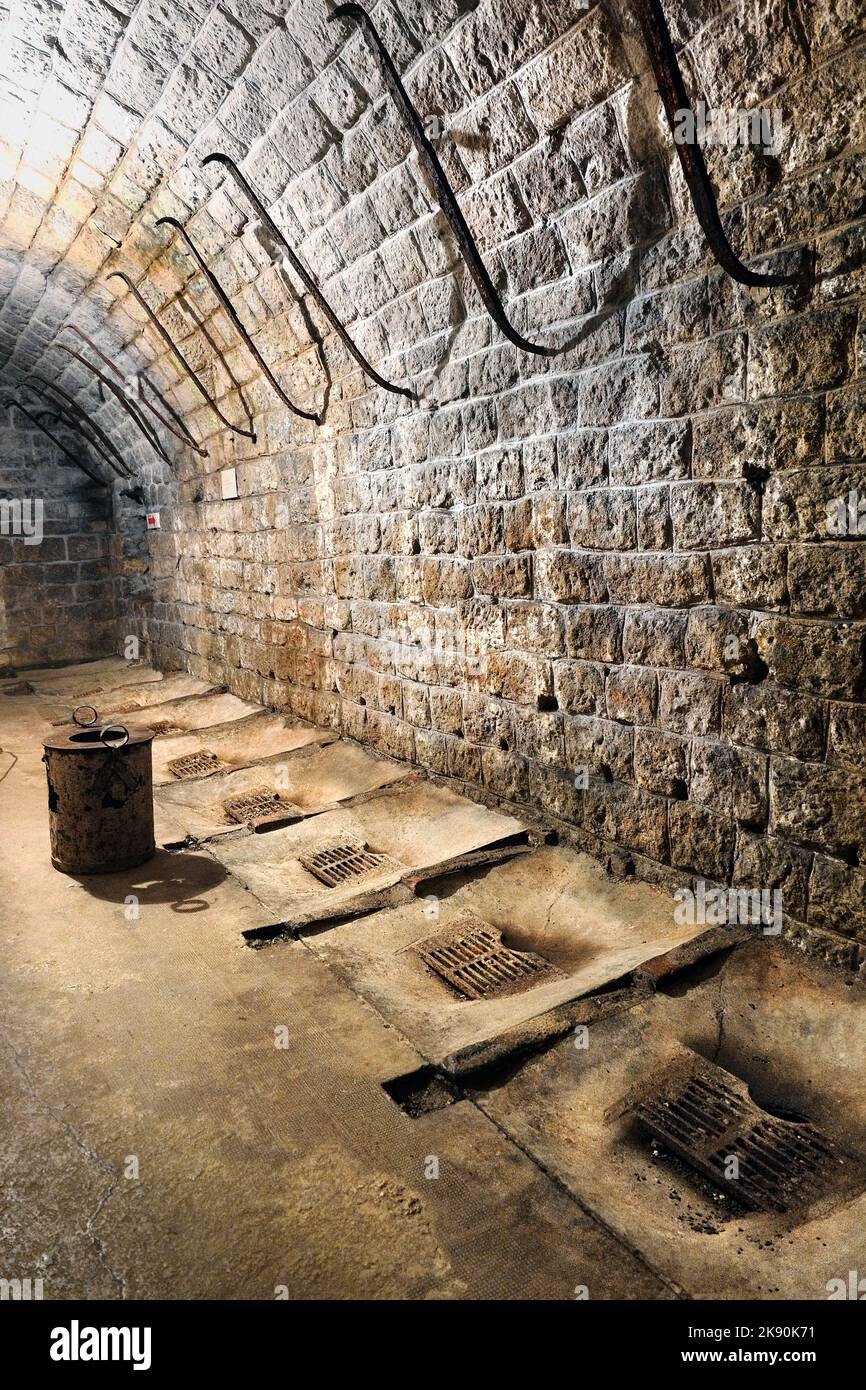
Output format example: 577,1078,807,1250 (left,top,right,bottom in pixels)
300,842,386,887
636,1062,843,1213
415,918,557,1000
167,750,225,780
148,719,179,736
223,788,286,824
